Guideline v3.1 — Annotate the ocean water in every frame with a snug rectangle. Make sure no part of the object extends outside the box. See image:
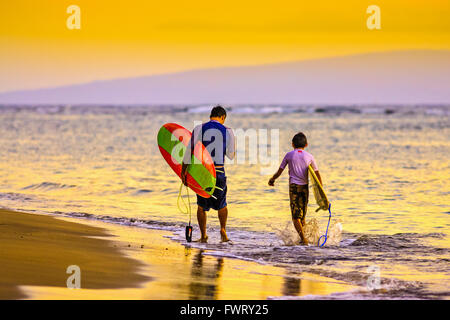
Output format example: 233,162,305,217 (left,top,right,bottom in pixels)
0,104,449,299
